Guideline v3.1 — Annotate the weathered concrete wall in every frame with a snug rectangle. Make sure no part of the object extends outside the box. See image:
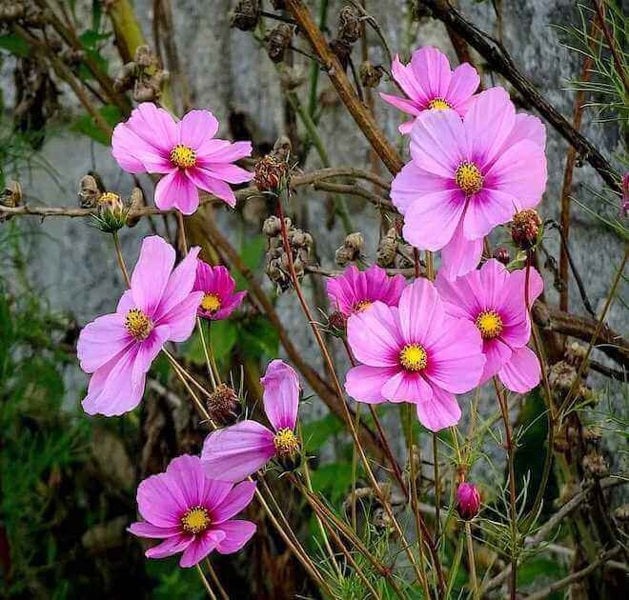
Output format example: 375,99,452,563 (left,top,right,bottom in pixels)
4,1,625,441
